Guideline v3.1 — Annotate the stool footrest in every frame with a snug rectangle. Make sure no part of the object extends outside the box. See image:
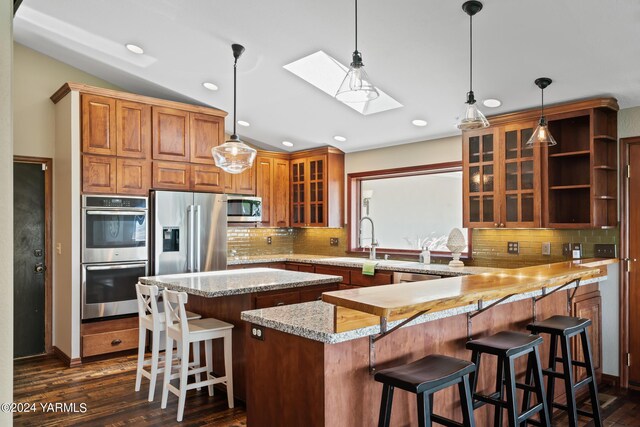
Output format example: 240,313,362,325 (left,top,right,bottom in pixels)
551,402,596,418
432,414,465,427
515,382,537,393
573,376,593,390
473,392,507,409
572,360,587,368
542,368,565,378
517,403,544,424
526,419,543,427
